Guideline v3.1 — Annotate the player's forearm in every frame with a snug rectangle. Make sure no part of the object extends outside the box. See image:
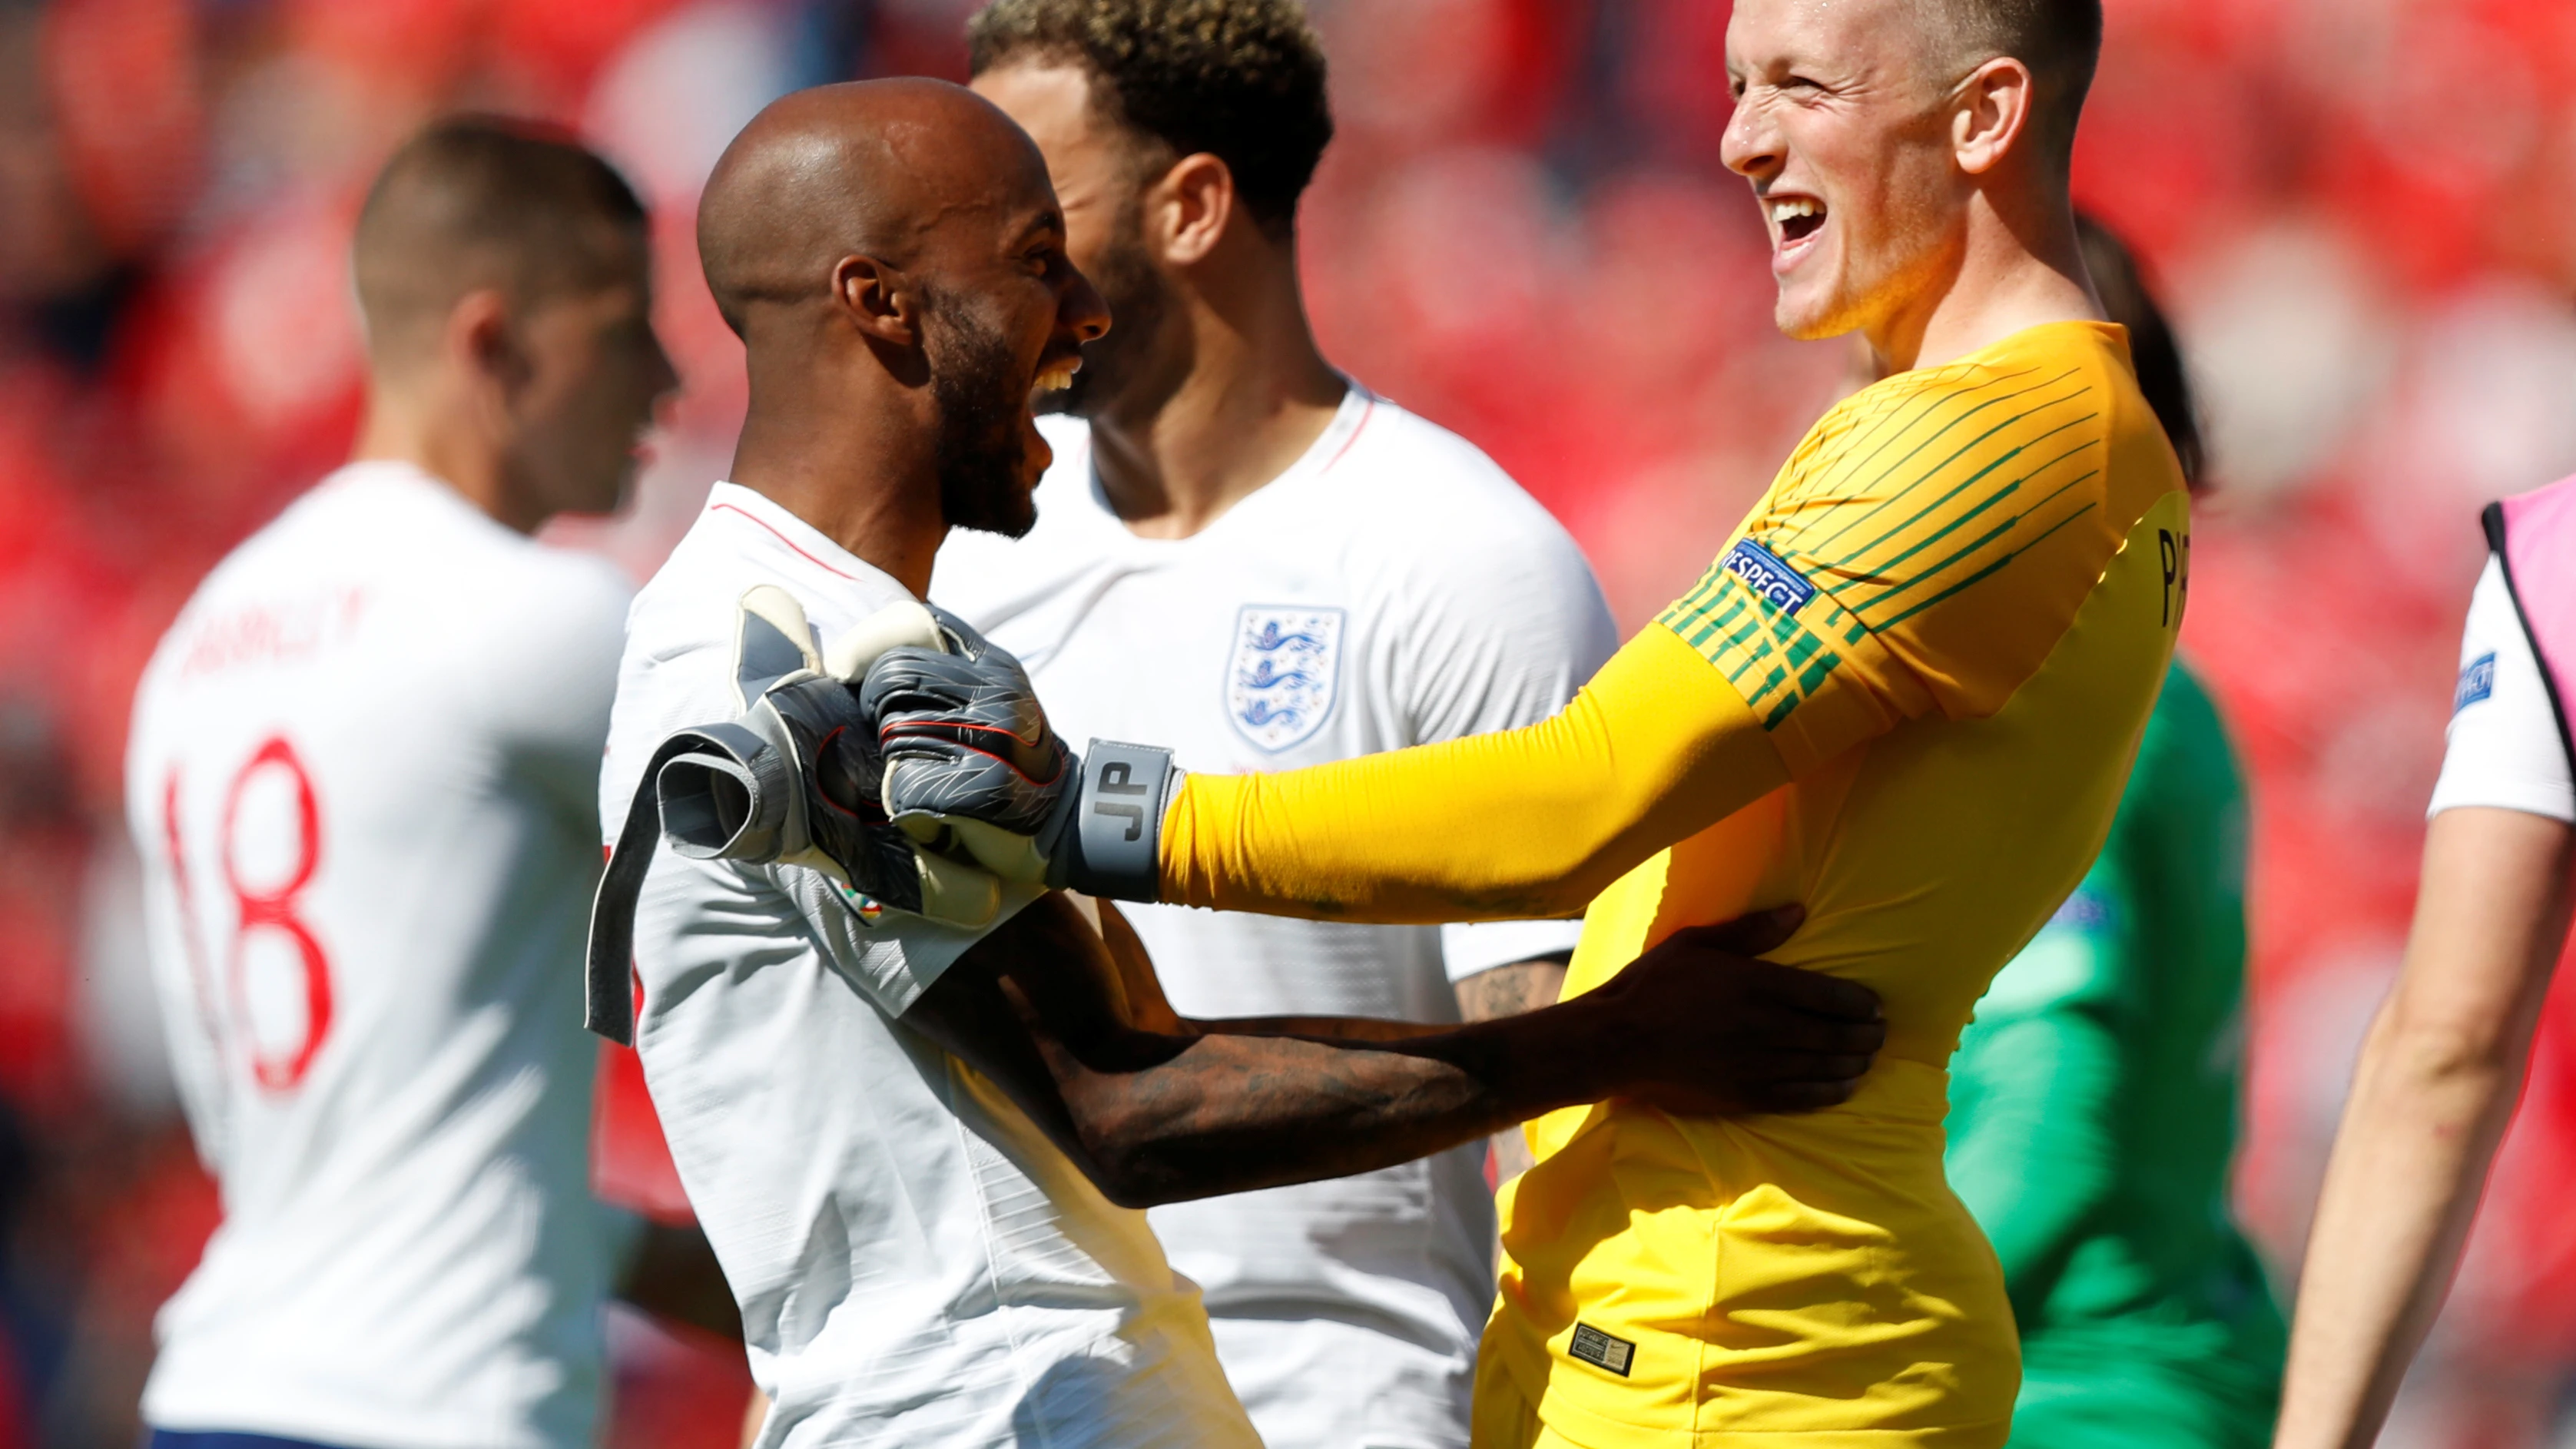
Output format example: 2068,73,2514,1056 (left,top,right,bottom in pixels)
2276,807,2574,1449
1046,997,1625,1207
1158,627,1789,923
1182,1013,1454,1043
2273,1004,2525,1449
